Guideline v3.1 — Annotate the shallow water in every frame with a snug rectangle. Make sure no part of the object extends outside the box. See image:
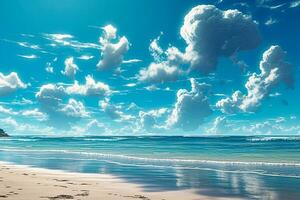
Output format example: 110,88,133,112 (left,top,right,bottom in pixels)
0,135,300,199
